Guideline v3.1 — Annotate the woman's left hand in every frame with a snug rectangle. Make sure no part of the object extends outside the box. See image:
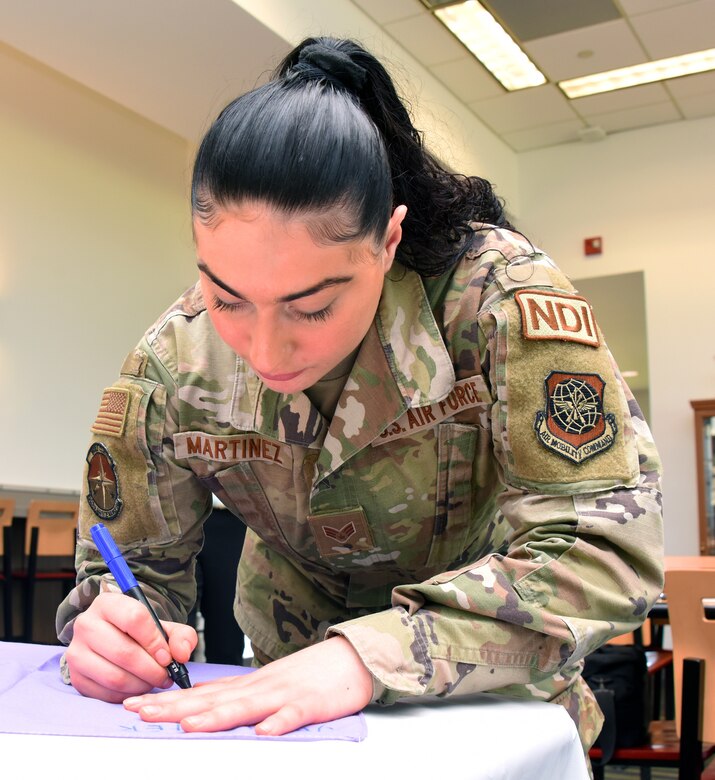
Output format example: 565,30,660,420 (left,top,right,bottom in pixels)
123,636,373,735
